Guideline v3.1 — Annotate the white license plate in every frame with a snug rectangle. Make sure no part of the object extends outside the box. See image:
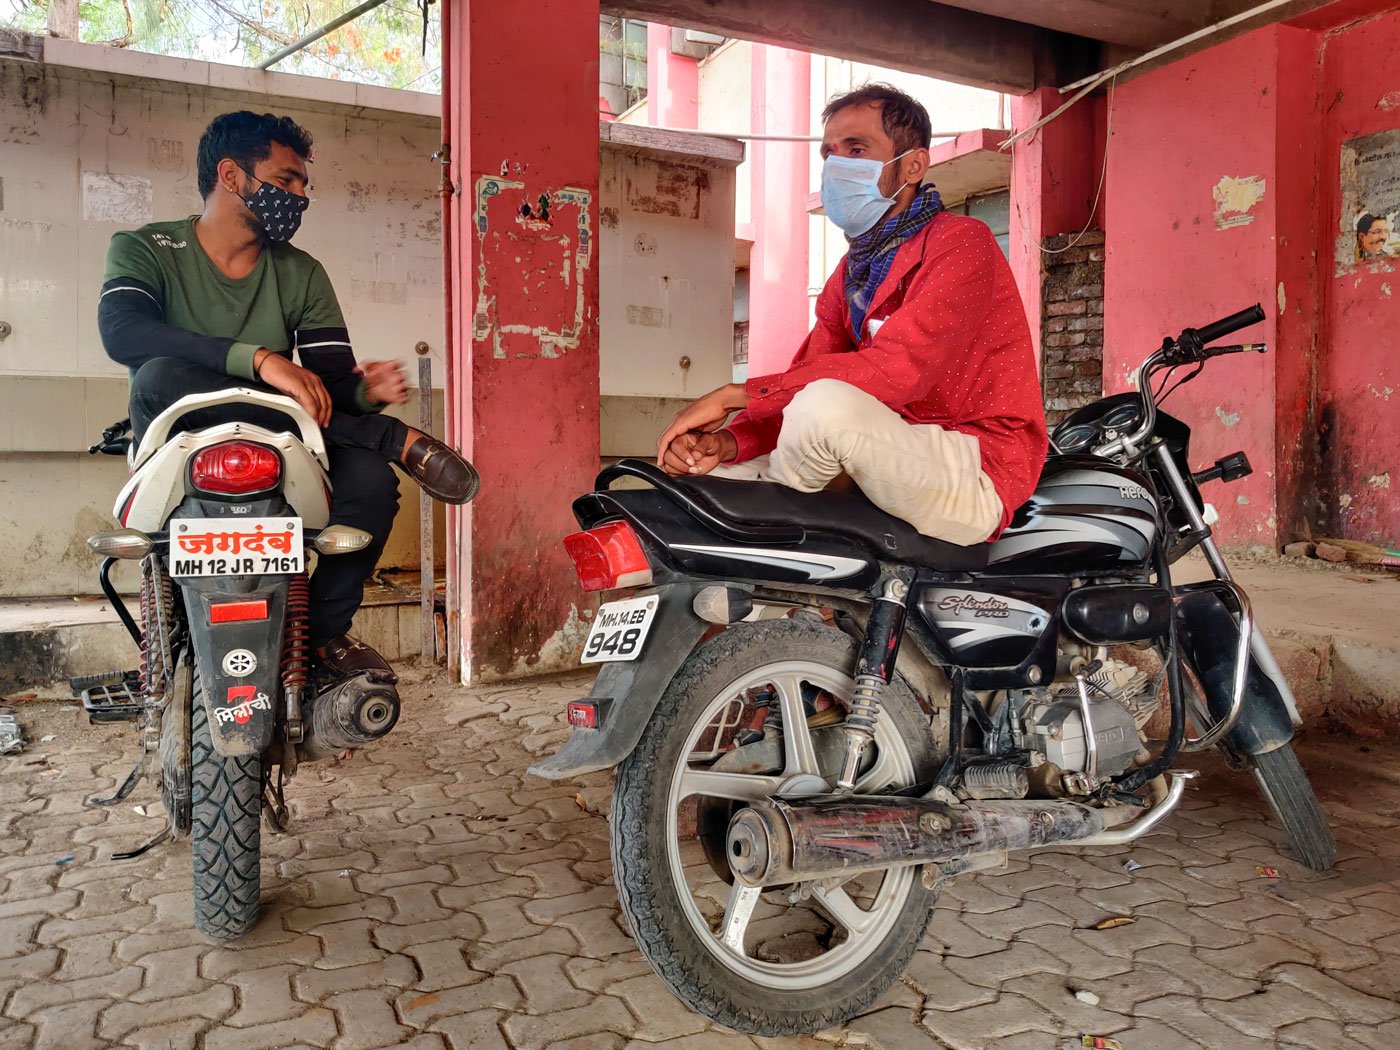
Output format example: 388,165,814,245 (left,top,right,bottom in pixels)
169,517,304,578
582,595,659,664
